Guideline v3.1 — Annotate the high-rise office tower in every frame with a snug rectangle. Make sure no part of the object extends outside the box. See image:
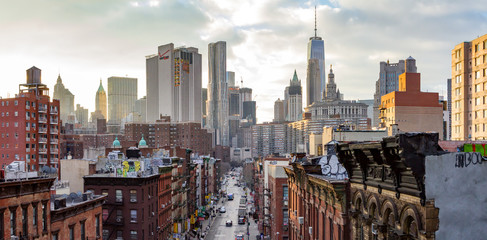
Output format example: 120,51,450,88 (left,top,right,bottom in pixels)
286,70,303,122
53,74,74,124
274,99,285,123
146,43,202,123
372,58,416,127
227,71,236,87
324,65,338,101
451,34,487,140
107,76,137,124
239,88,252,119
242,101,256,125
134,96,147,123
207,41,229,146
202,88,207,126
447,78,452,140
306,7,325,106
75,104,89,127
95,79,107,119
